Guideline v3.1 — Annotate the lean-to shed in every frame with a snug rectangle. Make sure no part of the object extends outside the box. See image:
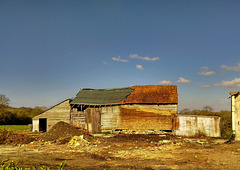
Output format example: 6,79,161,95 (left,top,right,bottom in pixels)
70,85,178,133
32,99,71,132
